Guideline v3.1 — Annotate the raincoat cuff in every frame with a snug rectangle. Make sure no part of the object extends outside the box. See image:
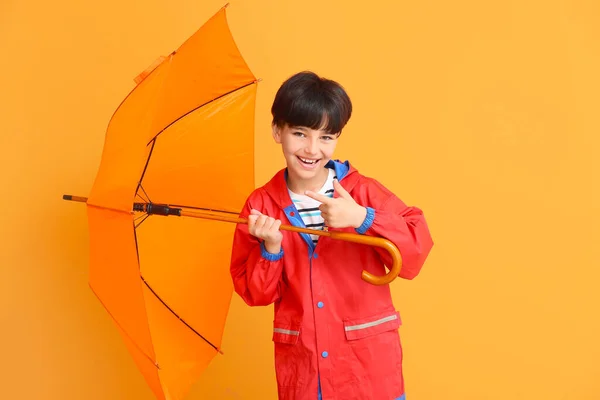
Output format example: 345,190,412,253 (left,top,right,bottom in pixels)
355,207,375,234
260,242,284,261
